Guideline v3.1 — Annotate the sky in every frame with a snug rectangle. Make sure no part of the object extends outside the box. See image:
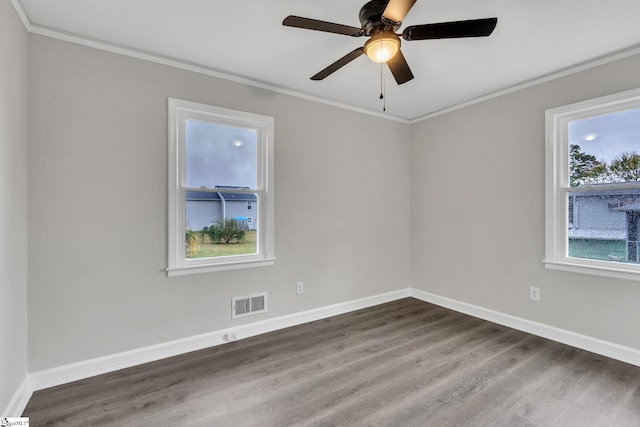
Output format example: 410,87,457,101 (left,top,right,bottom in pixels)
569,107,640,163
185,120,257,189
